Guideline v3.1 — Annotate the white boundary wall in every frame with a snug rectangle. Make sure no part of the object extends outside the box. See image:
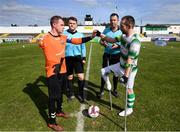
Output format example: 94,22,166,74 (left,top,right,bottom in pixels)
0,26,105,34
0,26,153,42
1,25,179,35
0,26,141,34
